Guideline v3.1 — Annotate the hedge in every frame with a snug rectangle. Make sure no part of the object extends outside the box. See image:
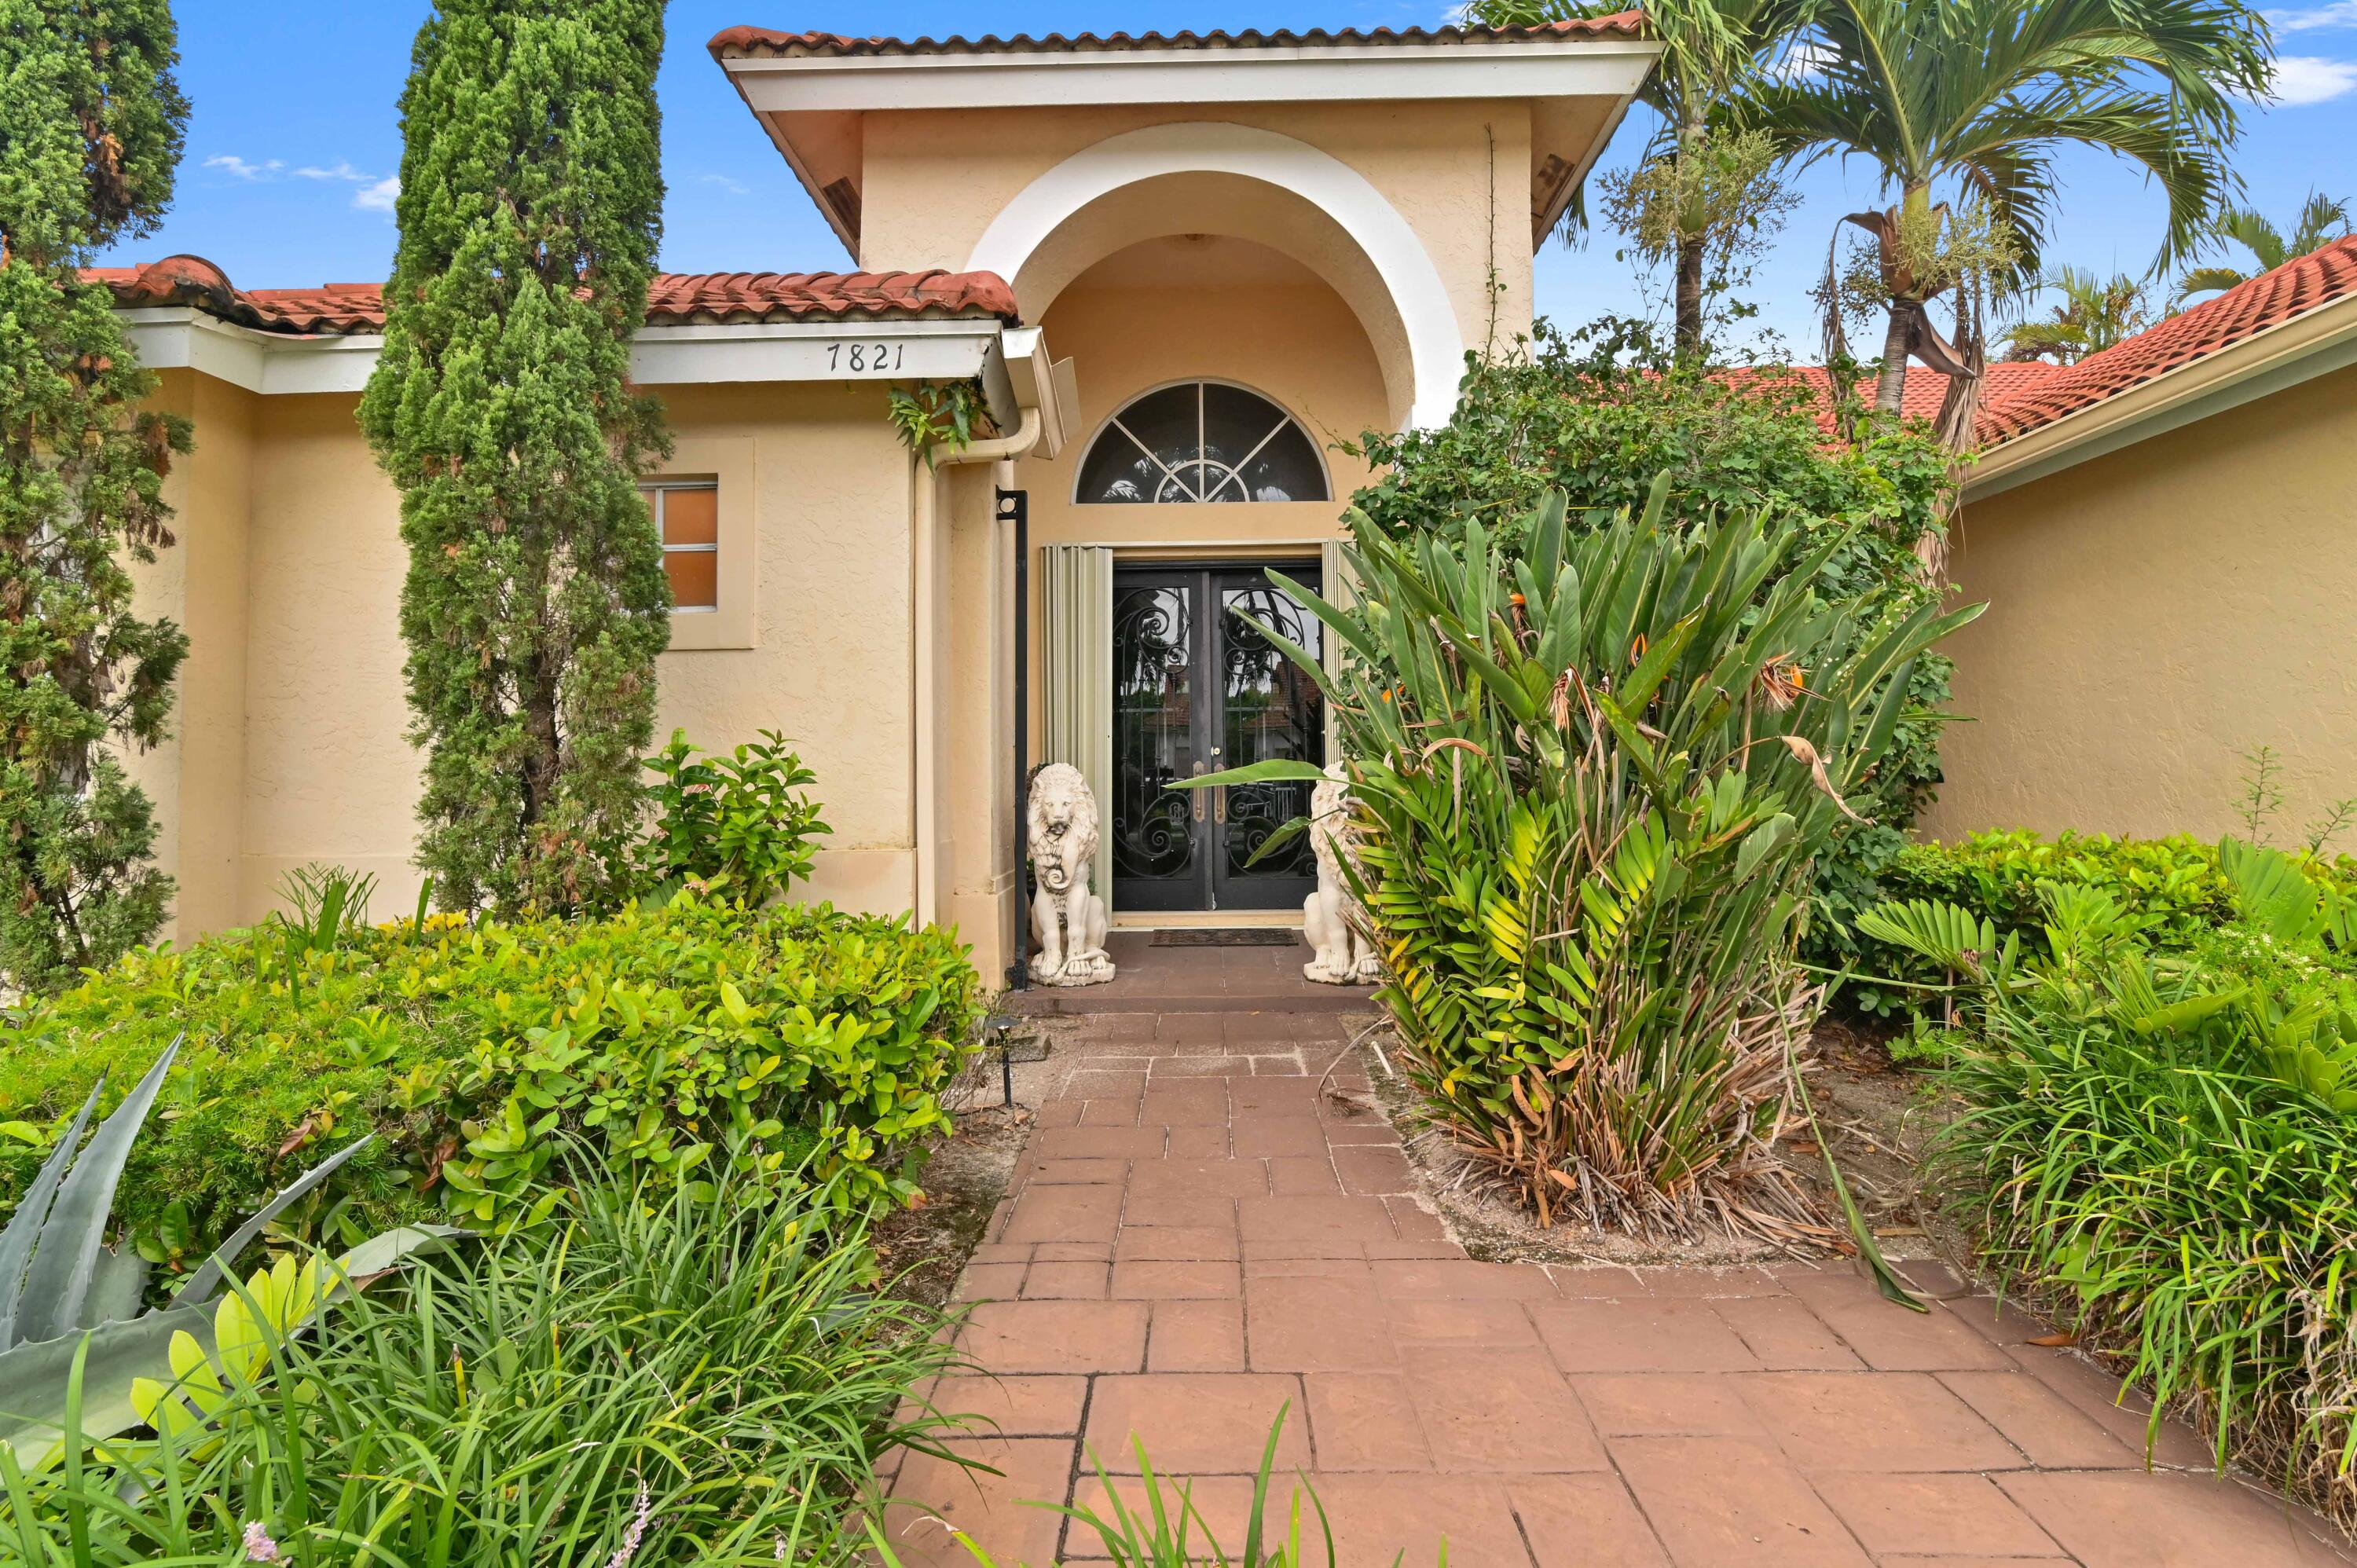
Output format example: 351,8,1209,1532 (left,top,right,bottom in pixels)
1843,828,2355,1017
0,894,984,1268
